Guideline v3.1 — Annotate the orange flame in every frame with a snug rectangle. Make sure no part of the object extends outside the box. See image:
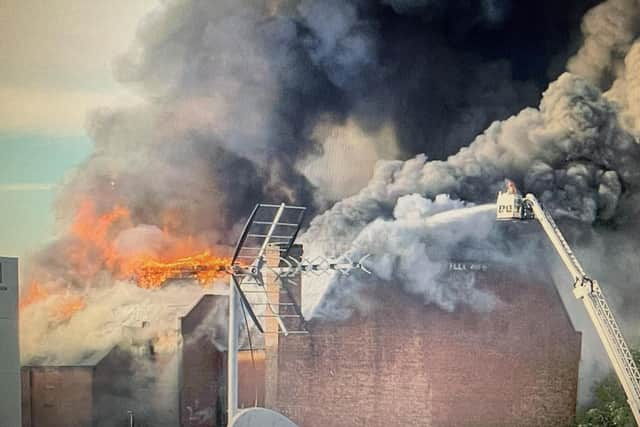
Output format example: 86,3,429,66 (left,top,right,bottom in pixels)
127,252,230,289
22,199,233,319
19,281,49,310
19,281,85,321
65,199,131,279
53,295,86,321
71,199,130,244
62,198,232,287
